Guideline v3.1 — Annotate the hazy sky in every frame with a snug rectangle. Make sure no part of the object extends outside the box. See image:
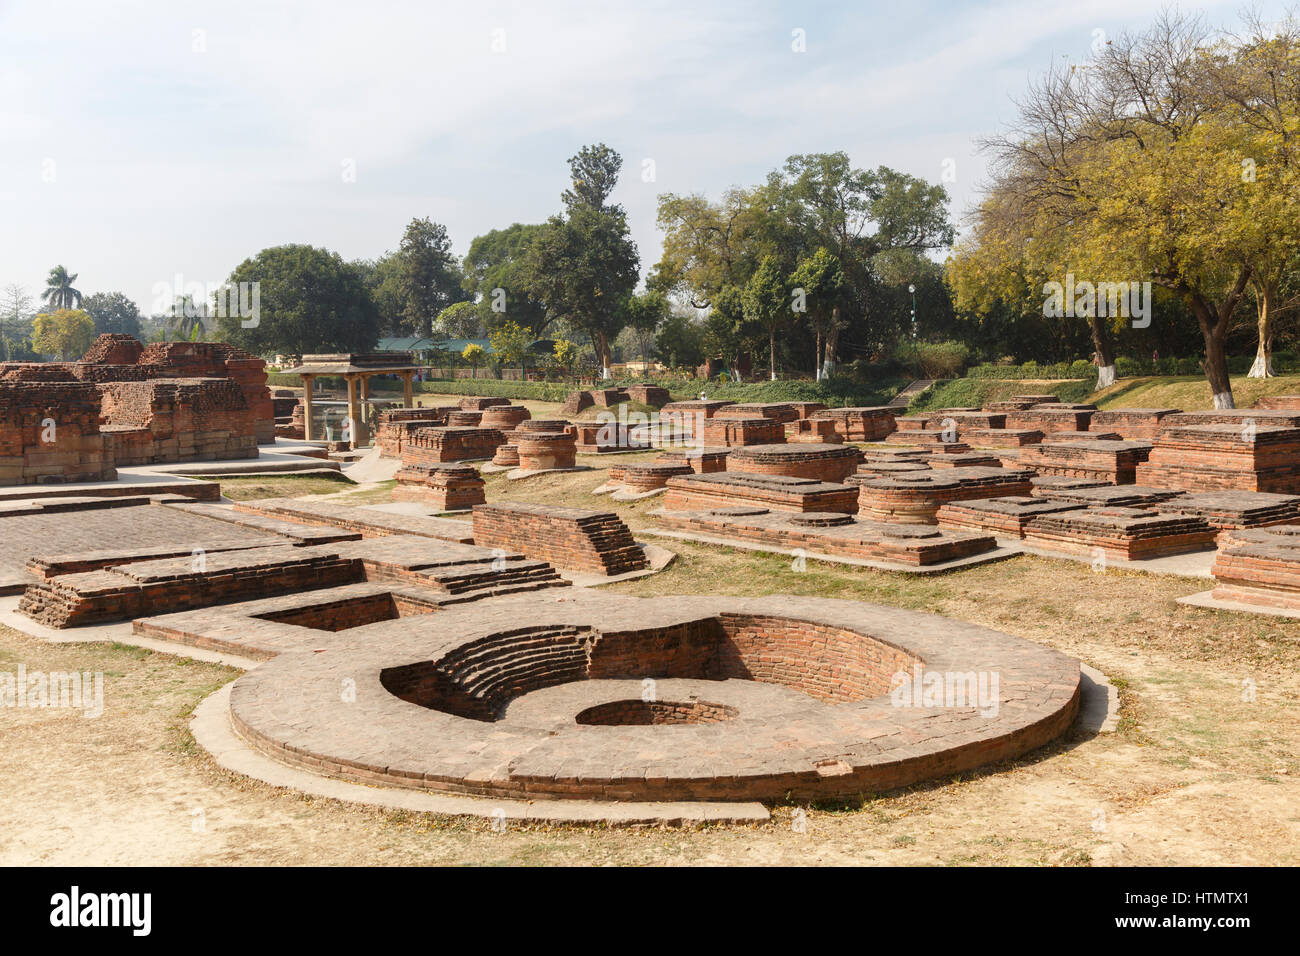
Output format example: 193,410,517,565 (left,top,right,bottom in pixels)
0,0,1288,314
